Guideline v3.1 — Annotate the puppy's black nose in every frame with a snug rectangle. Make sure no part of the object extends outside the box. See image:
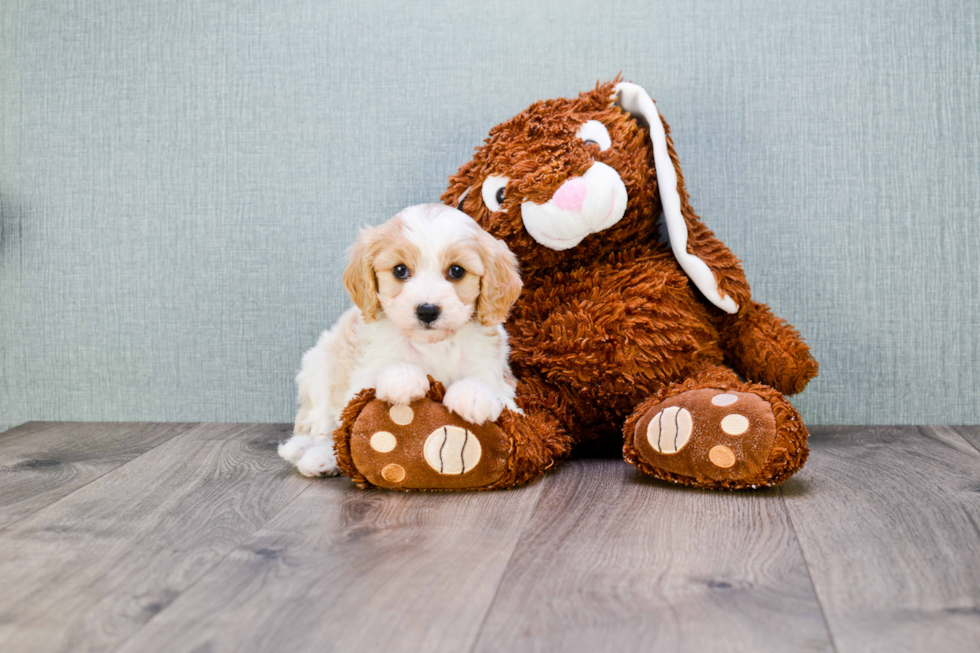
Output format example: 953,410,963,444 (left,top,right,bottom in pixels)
415,303,441,325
